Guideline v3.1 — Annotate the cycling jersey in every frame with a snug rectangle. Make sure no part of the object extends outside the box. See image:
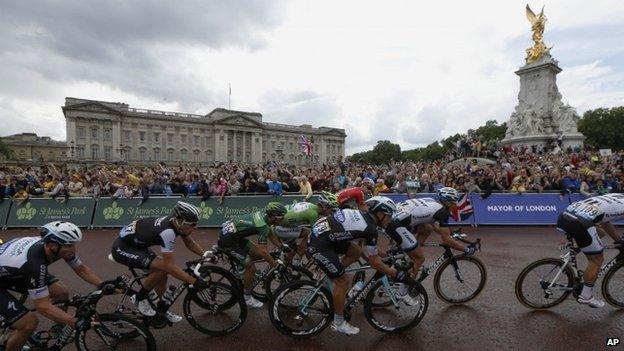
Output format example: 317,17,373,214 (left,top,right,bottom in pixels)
274,202,319,241
307,209,379,278
563,194,624,224
217,211,271,263
0,237,81,299
392,198,451,228
337,187,365,206
118,216,181,253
